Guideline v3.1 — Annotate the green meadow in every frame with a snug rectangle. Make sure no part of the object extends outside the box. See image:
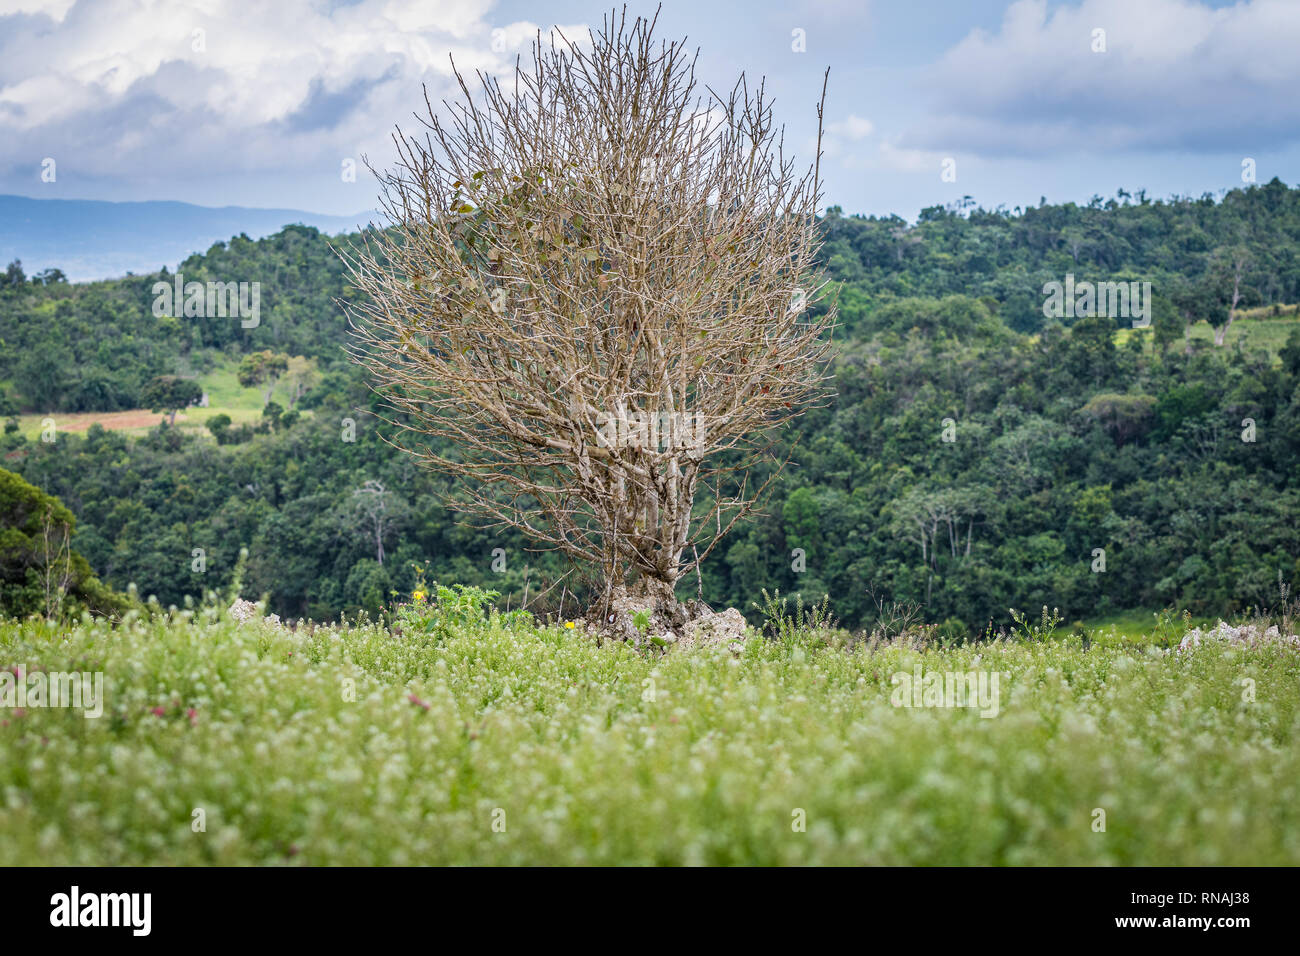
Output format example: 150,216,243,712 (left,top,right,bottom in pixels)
3,608,1297,865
